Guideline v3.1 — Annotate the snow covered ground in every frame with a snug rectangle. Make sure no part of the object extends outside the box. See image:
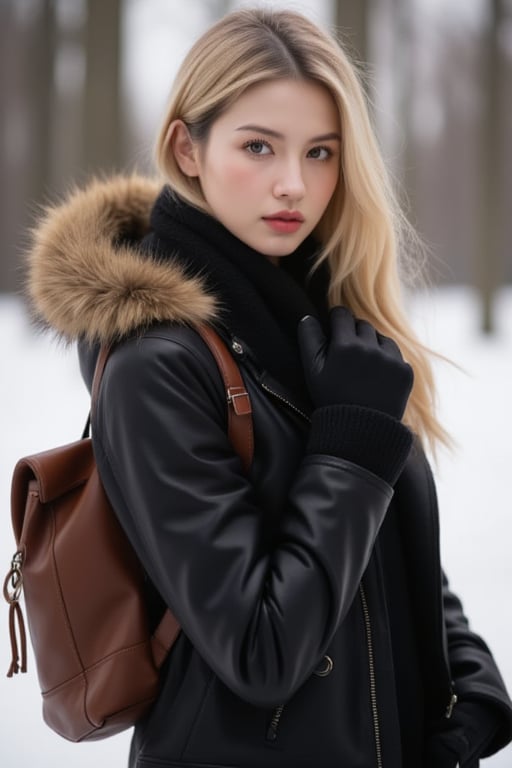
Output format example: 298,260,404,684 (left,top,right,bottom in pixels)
0,286,511,767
